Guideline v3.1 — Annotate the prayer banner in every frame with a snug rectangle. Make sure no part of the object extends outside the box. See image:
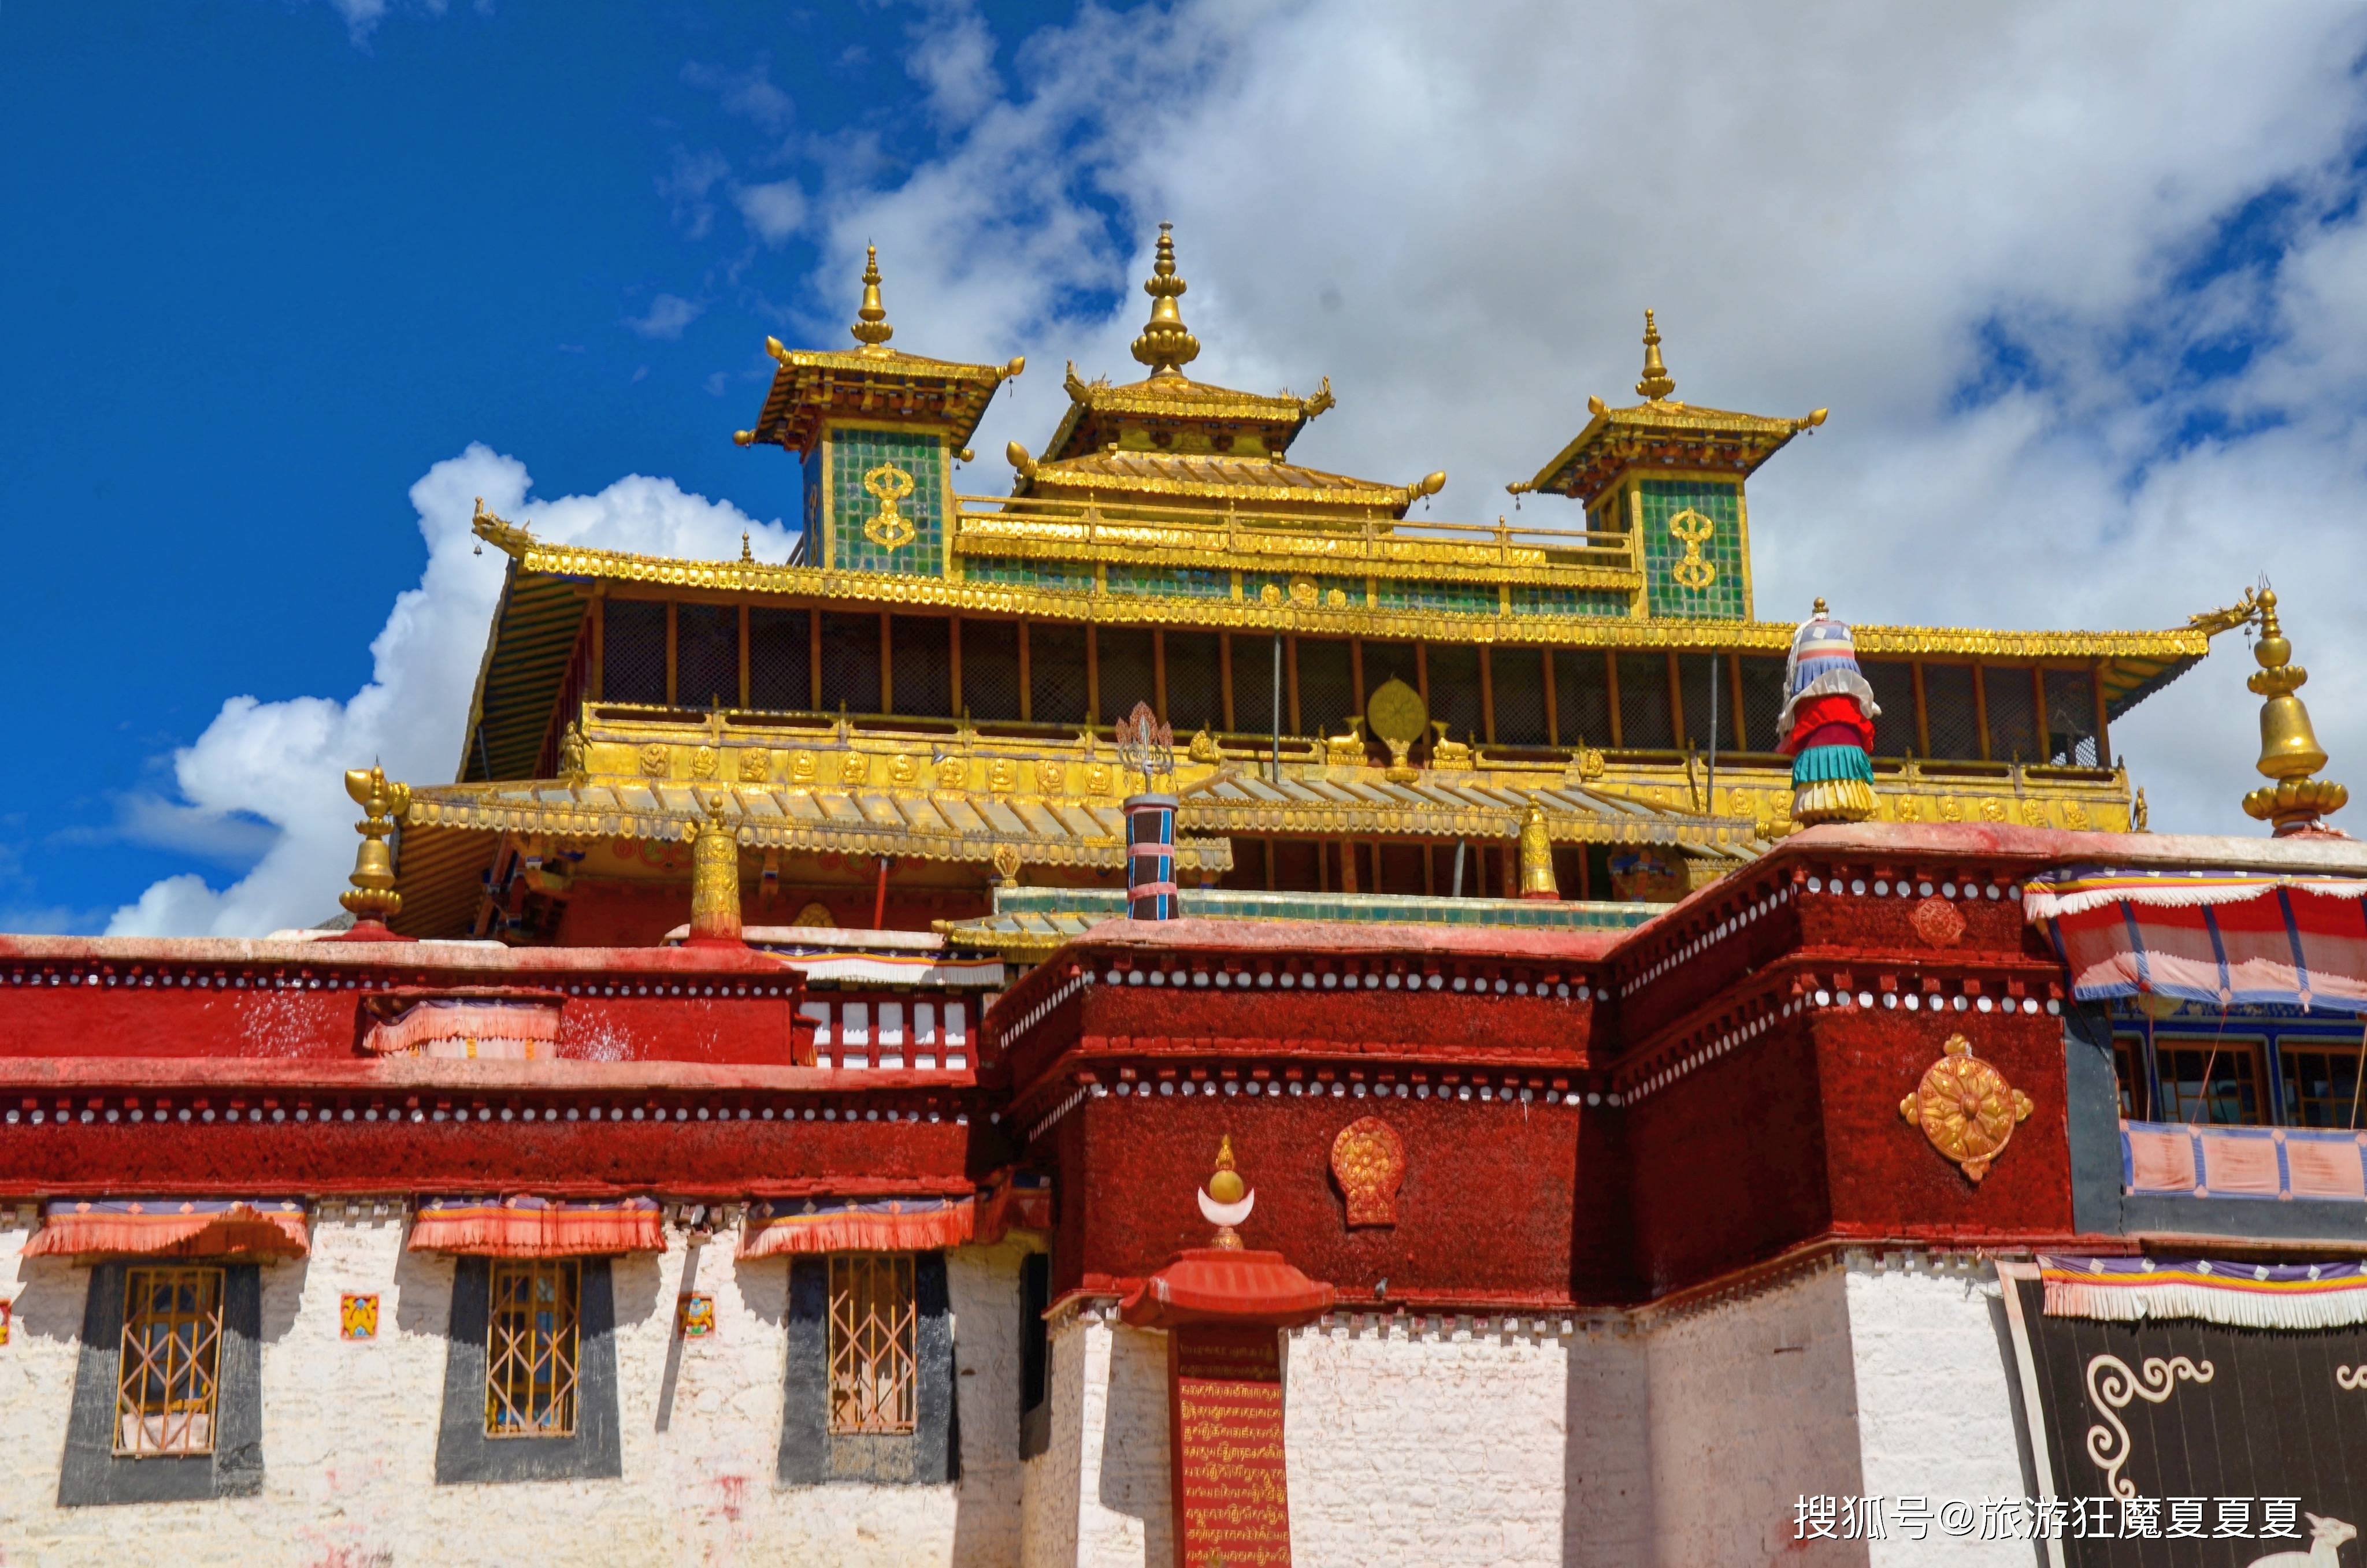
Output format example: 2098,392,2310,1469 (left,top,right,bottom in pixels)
1169,1327,1293,1568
